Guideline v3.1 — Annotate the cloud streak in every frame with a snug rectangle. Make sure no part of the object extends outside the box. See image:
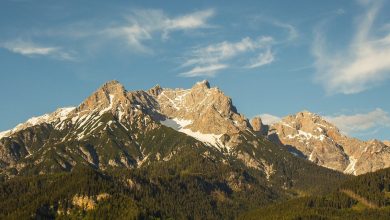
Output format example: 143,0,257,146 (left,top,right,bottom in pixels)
180,36,275,77
326,108,390,135
246,48,274,68
1,40,74,60
249,15,299,42
313,0,390,94
105,9,214,53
